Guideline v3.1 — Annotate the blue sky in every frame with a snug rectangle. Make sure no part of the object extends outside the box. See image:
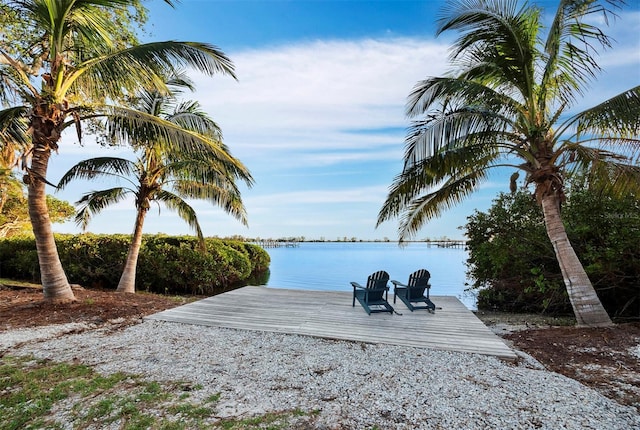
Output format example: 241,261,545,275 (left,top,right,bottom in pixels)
51,0,640,241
